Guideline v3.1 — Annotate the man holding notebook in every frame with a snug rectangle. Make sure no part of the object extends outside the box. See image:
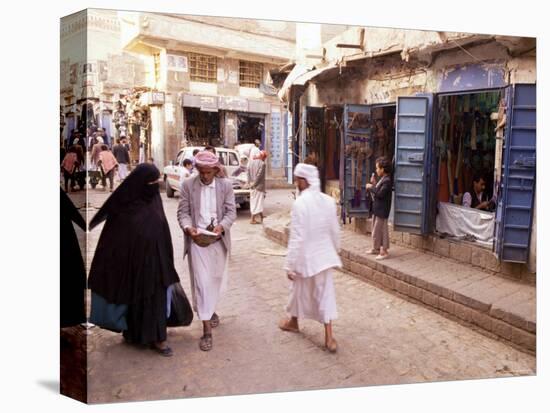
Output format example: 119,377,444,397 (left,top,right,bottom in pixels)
177,150,237,351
